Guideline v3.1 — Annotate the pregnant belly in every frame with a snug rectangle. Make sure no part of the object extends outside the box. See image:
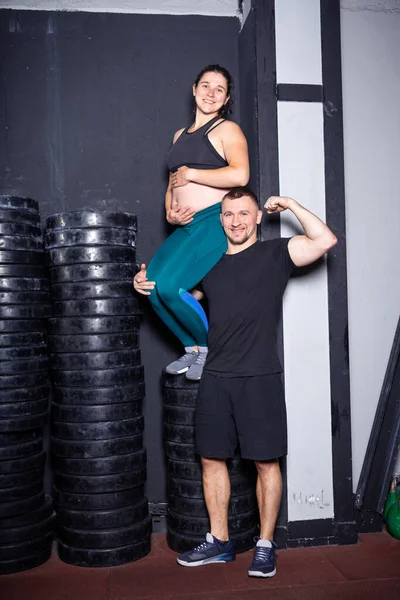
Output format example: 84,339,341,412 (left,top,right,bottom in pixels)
172,182,229,213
